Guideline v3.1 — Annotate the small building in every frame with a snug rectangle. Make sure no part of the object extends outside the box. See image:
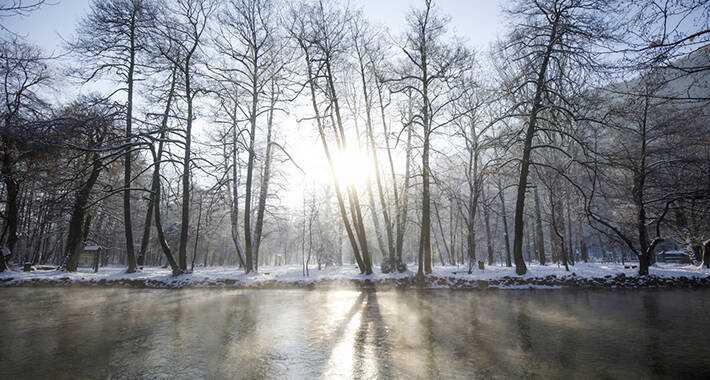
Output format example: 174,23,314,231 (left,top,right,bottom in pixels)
655,239,692,264
657,250,691,264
